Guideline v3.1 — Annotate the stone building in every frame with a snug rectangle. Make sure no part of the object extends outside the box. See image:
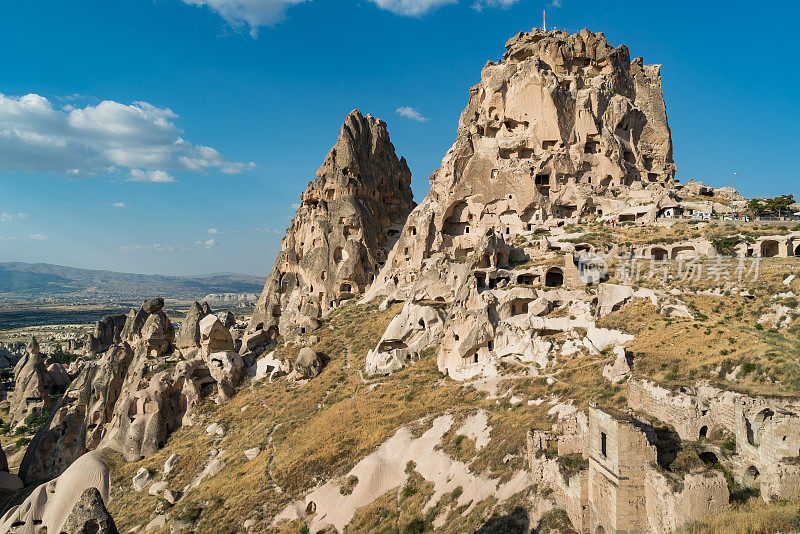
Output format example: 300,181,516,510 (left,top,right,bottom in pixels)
587,407,656,533
528,405,730,534
734,397,800,500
